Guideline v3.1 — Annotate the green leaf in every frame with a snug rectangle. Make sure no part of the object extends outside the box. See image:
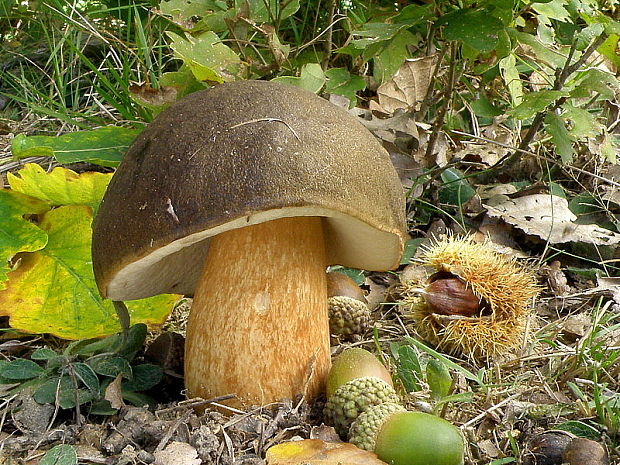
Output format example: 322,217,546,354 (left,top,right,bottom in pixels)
30,348,59,360
561,104,601,138
532,0,570,21
8,164,112,214
509,29,567,68
438,168,475,206
0,359,45,380
400,238,423,265
373,29,417,83
34,376,96,408
39,444,77,465
246,0,300,22
89,357,132,379
499,54,523,106
0,206,177,339
160,0,227,21
0,189,49,289
571,68,620,100
426,359,452,399
122,364,163,391
391,343,422,392
349,23,407,49
11,127,141,168
72,362,100,393
508,90,568,120
544,112,575,163
441,9,505,52
70,323,148,359
324,68,366,107
273,63,325,93
168,31,241,83
160,67,207,100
